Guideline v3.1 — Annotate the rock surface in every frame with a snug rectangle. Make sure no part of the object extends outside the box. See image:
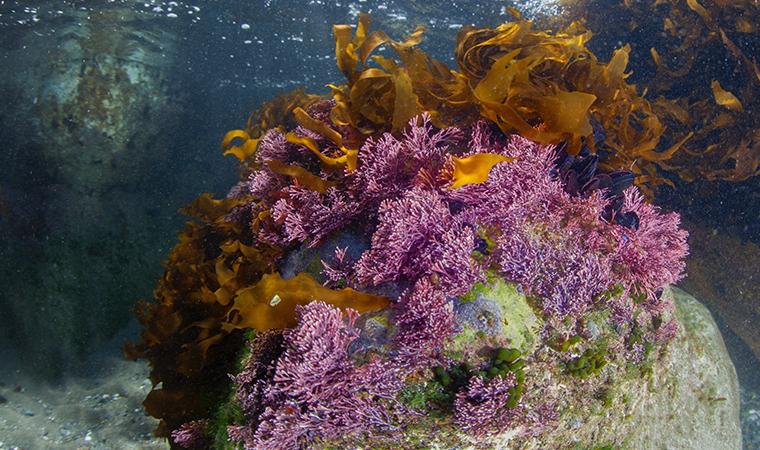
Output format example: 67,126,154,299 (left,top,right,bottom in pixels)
487,286,742,450
609,286,741,450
